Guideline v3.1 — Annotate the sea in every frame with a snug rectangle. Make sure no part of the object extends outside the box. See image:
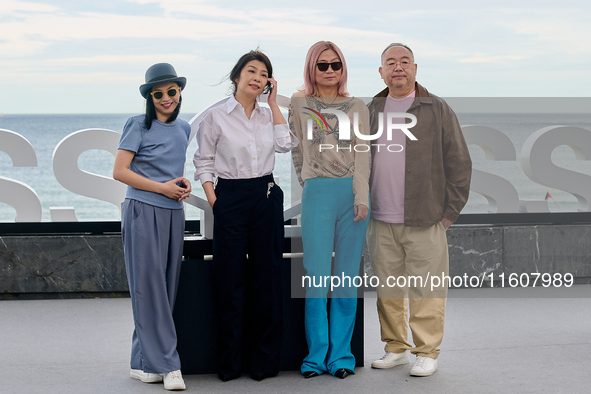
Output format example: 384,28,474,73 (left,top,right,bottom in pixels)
1,110,591,222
